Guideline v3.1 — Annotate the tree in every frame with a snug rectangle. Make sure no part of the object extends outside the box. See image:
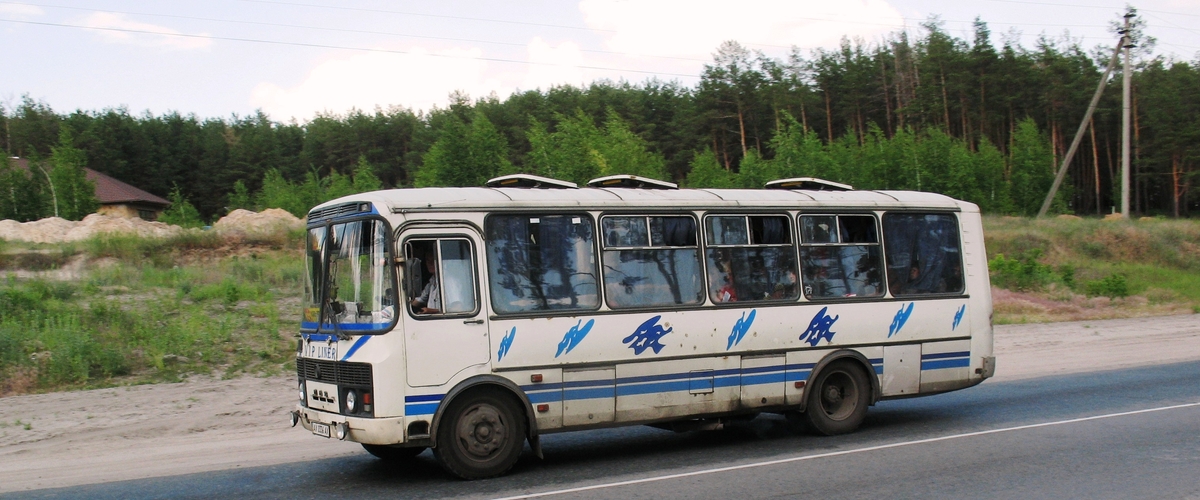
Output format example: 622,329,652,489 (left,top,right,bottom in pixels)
684,149,735,188
48,129,99,220
593,109,669,180
416,111,512,187
1009,118,1059,215
525,111,604,185
158,186,204,228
